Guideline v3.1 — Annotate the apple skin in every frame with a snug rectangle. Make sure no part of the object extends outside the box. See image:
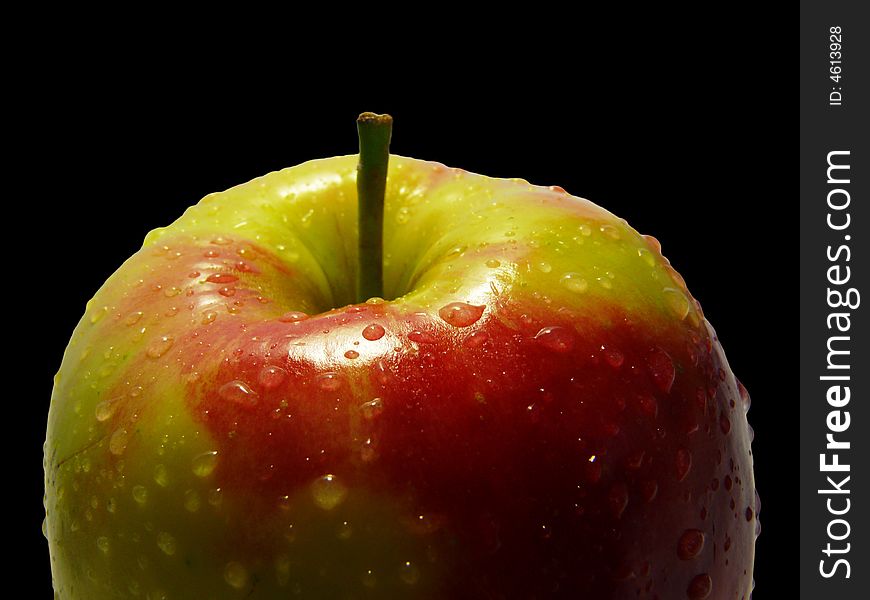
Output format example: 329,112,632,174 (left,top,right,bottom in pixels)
45,156,757,599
